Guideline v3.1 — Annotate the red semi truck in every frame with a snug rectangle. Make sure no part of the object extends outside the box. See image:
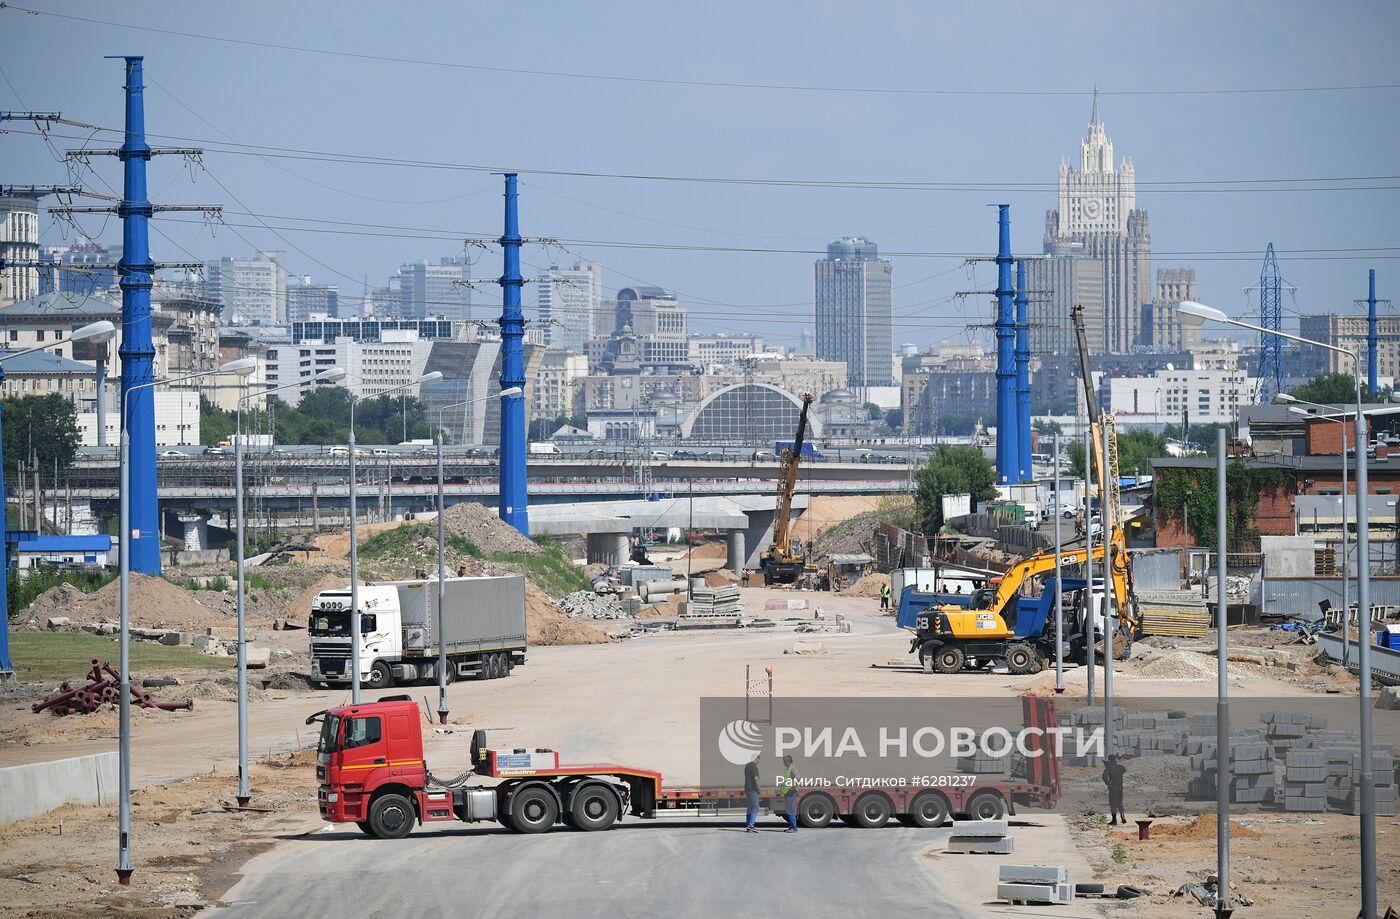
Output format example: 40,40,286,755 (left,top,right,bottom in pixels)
313,695,1062,838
